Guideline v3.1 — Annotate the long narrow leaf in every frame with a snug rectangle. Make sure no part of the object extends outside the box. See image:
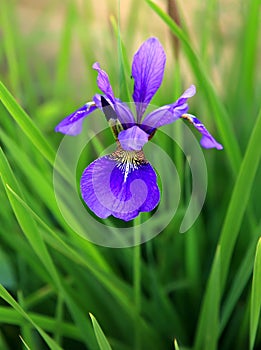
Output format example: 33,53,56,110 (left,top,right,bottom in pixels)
90,313,113,350
0,81,55,165
194,246,220,350
146,0,241,174
0,148,60,287
0,285,63,350
250,238,261,350
195,106,261,347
